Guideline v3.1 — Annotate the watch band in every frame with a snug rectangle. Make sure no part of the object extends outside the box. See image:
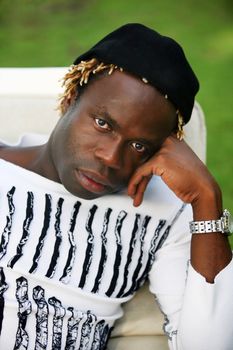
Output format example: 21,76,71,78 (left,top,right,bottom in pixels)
190,209,233,235
189,209,233,235
189,219,223,234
